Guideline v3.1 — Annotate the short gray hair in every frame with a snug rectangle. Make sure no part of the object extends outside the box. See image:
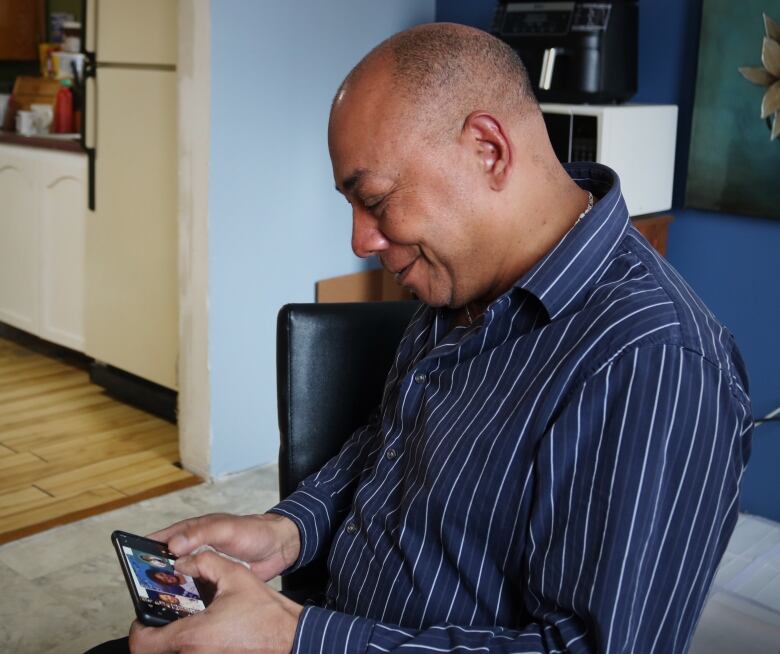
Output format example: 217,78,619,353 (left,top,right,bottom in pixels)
336,23,538,140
